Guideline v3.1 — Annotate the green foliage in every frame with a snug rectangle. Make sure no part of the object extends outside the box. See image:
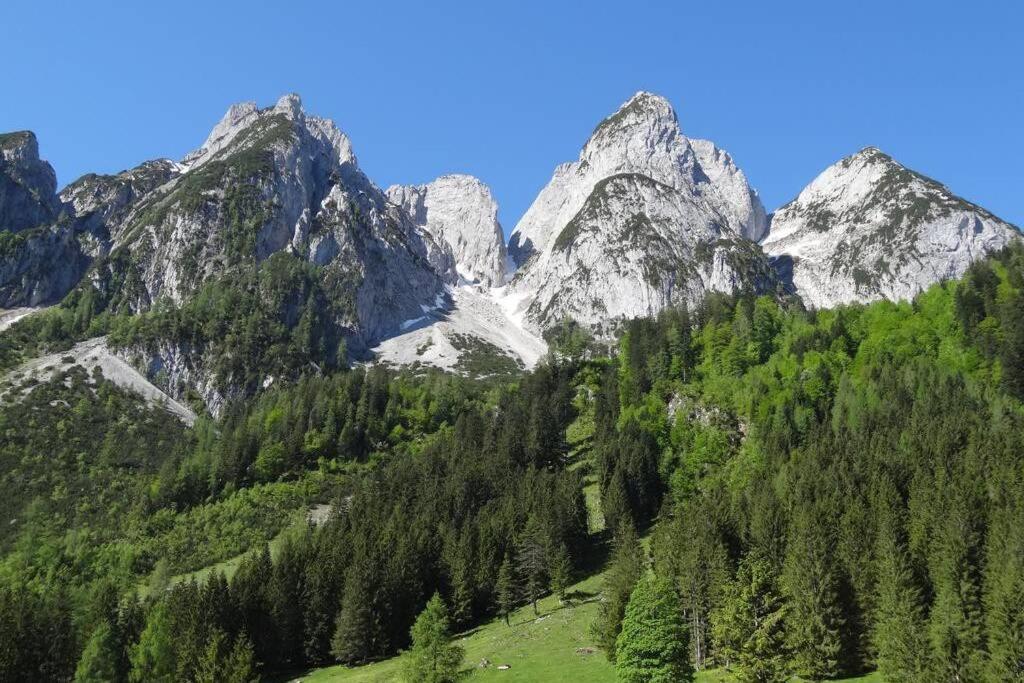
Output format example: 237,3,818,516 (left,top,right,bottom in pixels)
592,522,643,661
711,553,788,683
615,576,693,683
782,504,845,679
402,593,464,683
